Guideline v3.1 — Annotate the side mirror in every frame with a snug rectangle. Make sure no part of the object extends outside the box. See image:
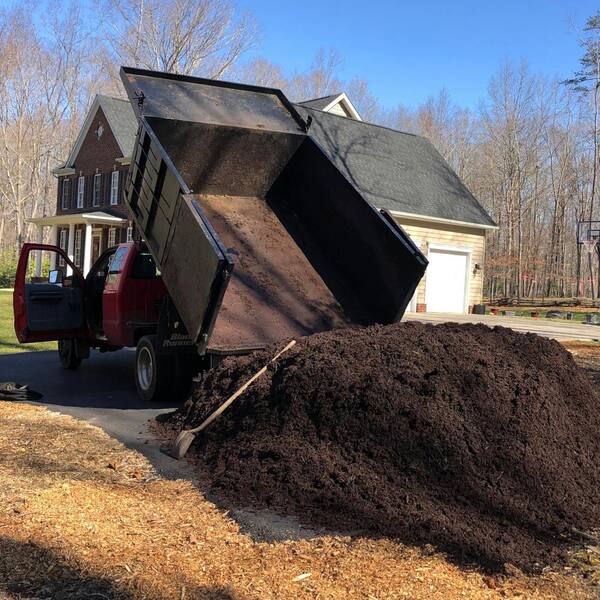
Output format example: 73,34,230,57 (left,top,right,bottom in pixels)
48,269,63,285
